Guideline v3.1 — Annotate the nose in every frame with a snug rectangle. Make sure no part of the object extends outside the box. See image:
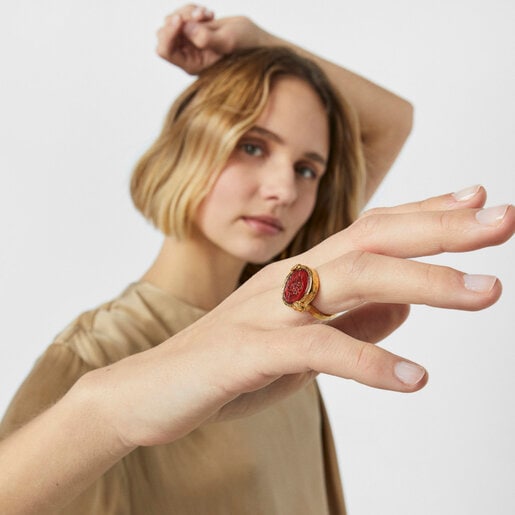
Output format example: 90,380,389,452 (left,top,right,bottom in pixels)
259,159,298,206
